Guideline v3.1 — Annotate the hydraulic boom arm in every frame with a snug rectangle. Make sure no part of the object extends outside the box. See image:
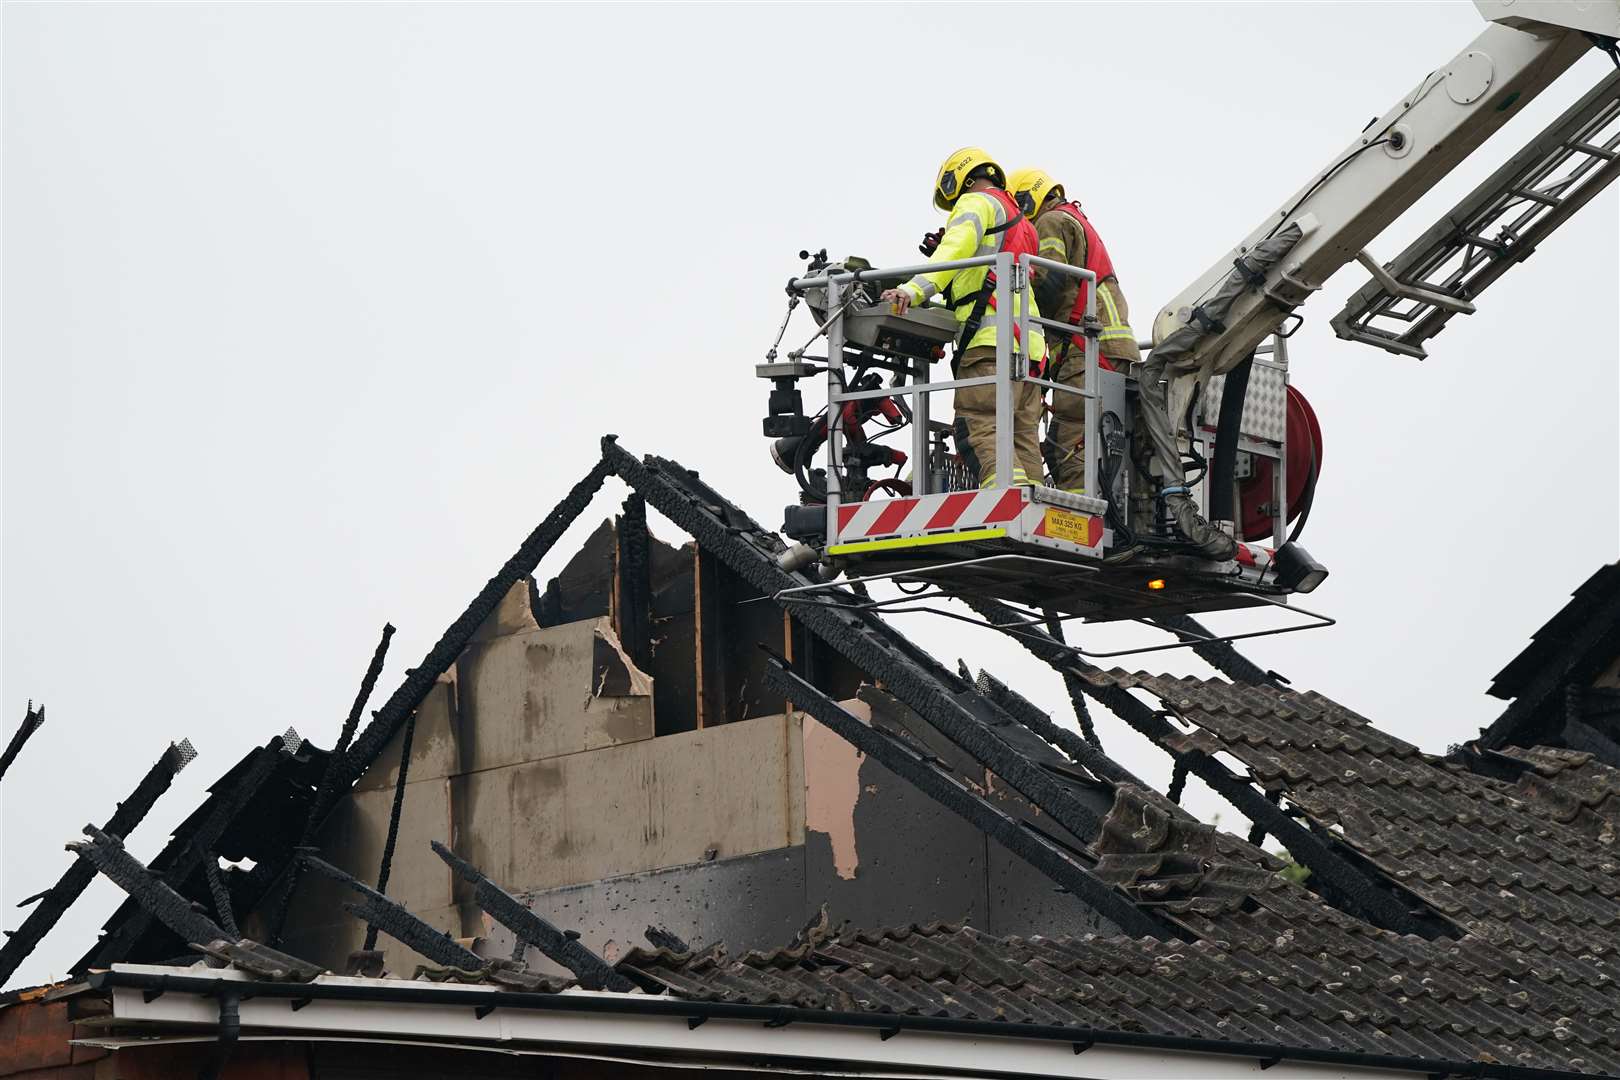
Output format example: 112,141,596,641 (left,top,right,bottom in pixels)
1152,2,1617,381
